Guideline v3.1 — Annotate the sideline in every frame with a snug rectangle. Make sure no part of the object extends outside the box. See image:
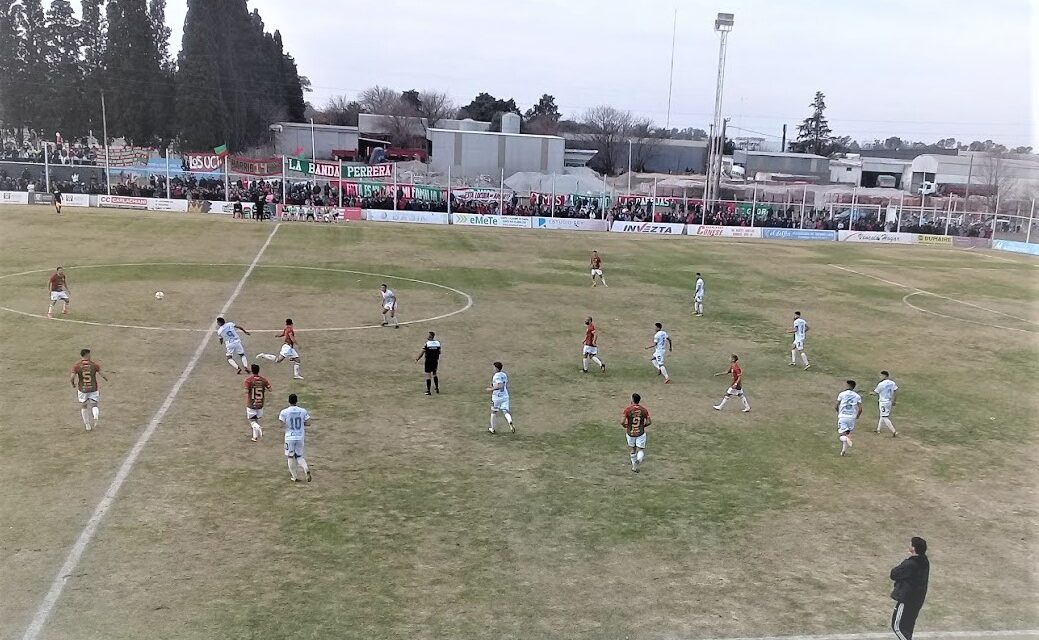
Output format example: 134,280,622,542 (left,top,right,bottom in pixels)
696,631,1039,640
19,225,282,640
